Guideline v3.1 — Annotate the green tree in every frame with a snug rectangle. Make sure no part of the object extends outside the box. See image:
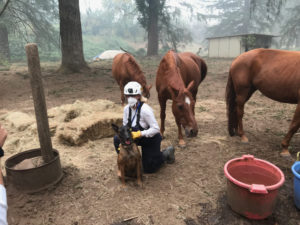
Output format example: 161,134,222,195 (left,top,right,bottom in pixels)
207,0,282,37
278,0,300,47
251,0,300,48
0,0,59,64
135,0,194,55
0,0,9,17
82,0,143,41
159,4,194,52
0,0,10,65
135,0,164,56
